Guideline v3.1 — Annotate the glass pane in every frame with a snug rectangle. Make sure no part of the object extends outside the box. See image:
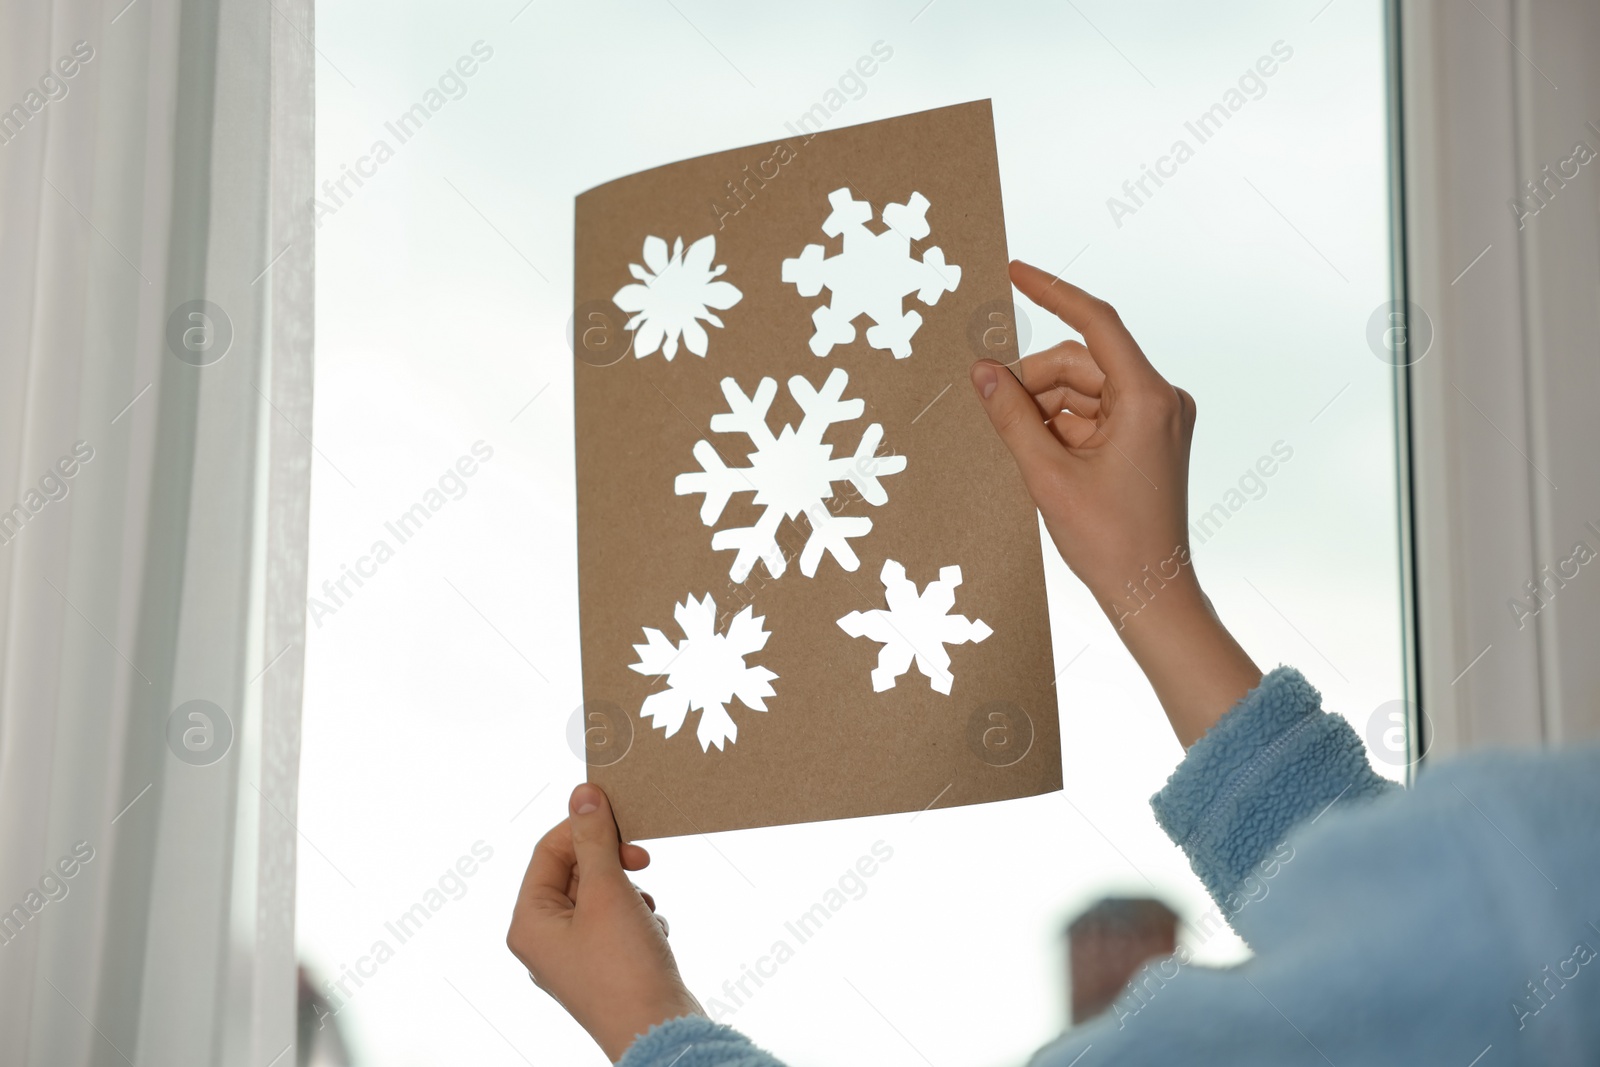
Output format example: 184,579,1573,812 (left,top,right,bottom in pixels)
299,1,1405,1064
